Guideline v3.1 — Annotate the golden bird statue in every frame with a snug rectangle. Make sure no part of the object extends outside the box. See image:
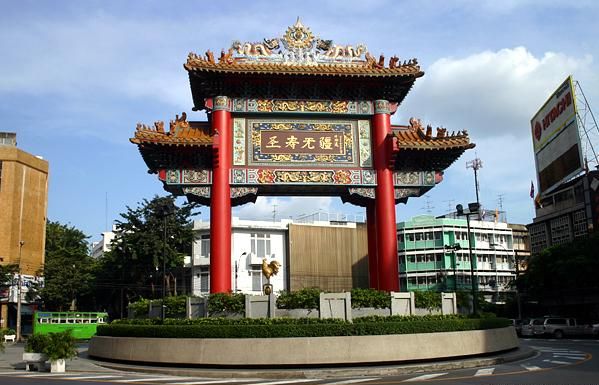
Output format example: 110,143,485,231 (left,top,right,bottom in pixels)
261,258,281,280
